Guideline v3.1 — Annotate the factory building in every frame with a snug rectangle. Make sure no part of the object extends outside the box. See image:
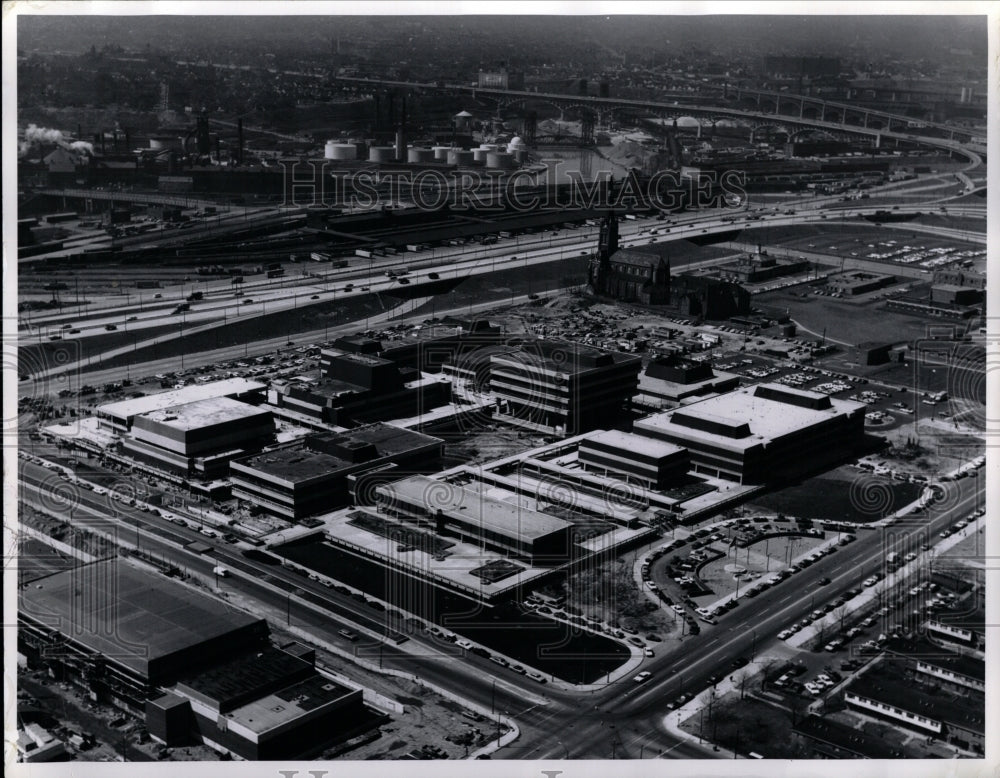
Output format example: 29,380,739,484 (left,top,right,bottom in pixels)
230,423,444,520
633,383,866,484
122,397,275,478
577,430,690,490
489,339,643,434
374,475,574,563
96,378,266,433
